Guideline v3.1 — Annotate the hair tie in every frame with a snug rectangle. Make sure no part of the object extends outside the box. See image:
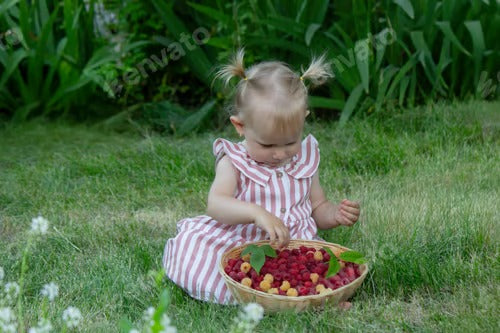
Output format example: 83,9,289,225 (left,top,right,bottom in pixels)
243,77,248,81
300,76,304,81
